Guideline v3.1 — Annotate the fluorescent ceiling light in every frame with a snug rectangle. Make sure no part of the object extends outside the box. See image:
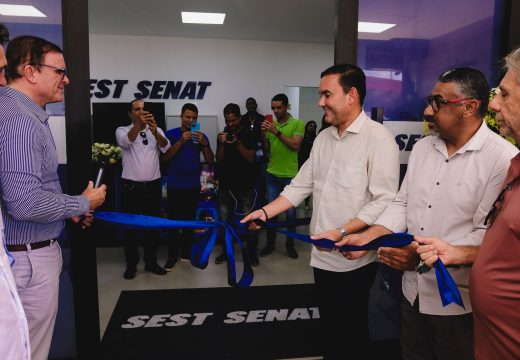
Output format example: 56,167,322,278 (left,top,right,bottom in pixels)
358,22,395,33
0,4,46,17
182,12,225,25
